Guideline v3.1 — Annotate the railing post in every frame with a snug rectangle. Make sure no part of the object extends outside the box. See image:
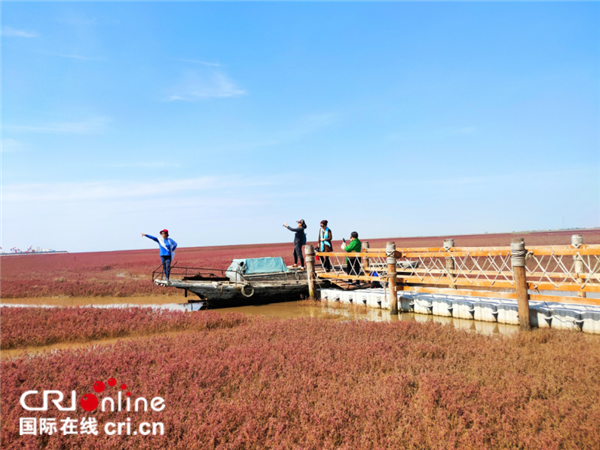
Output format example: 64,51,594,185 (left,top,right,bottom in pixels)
511,238,531,331
387,242,398,315
572,234,586,298
443,239,456,289
363,241,370,274
305,245,316,300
